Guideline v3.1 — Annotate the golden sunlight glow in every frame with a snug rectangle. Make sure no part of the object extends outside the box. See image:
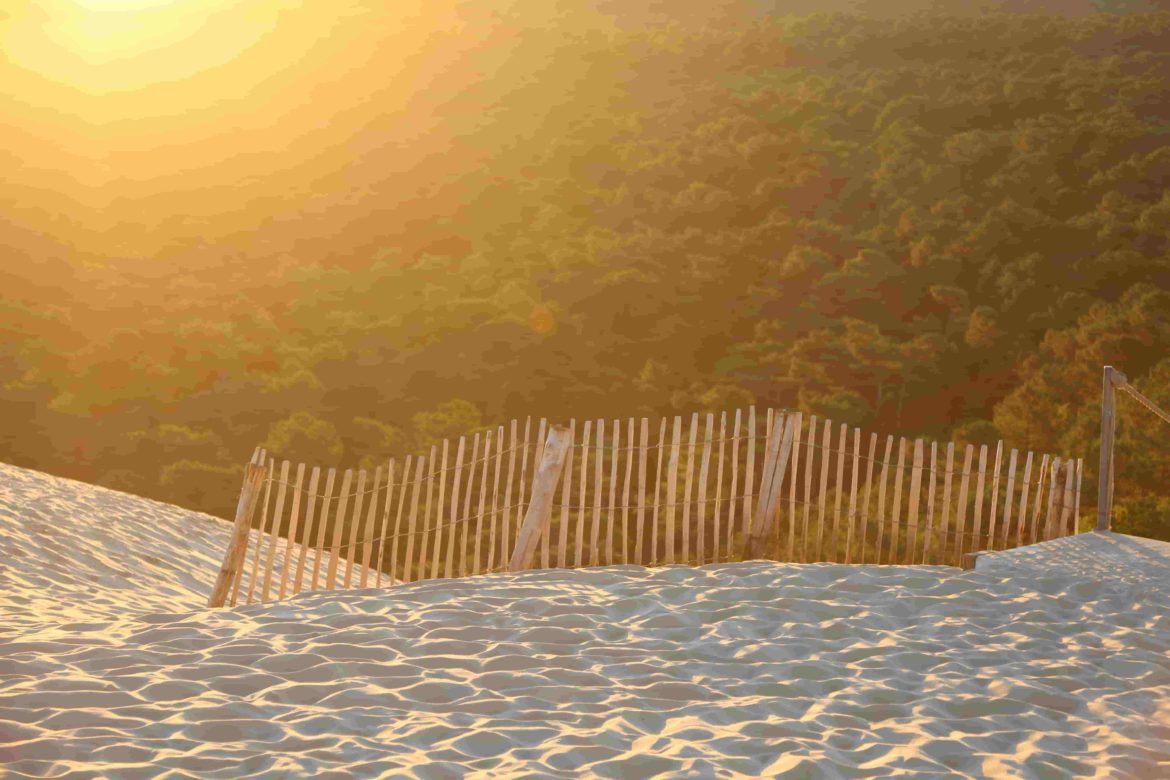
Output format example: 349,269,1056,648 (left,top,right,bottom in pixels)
0,0,463,241
1,0,297,94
